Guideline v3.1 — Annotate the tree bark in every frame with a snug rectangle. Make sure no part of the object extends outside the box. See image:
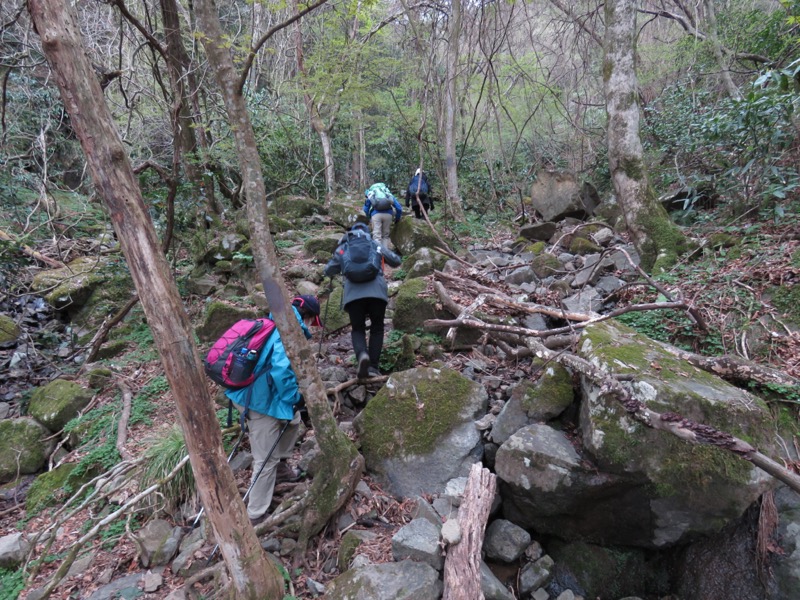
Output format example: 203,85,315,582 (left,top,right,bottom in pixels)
25,1,278,598
442,463,496,600
193,0,363,559
443,0,466,221
604,0,684,272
